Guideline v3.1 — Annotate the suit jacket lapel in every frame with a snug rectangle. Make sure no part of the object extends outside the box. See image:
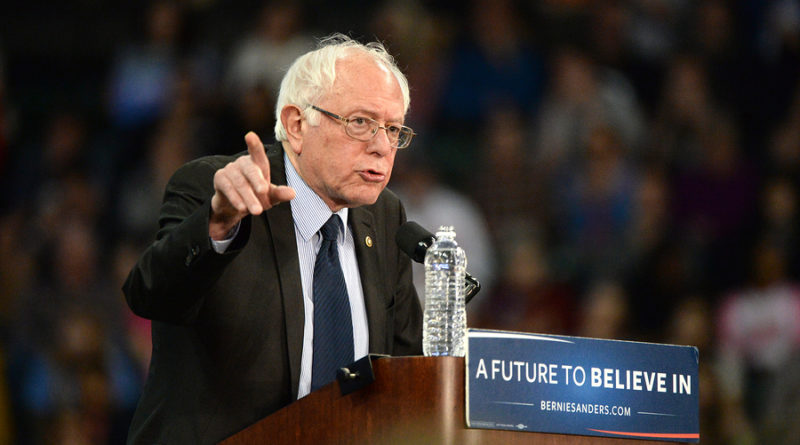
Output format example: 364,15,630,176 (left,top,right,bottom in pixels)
264,145,304,400
349,206,387,354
